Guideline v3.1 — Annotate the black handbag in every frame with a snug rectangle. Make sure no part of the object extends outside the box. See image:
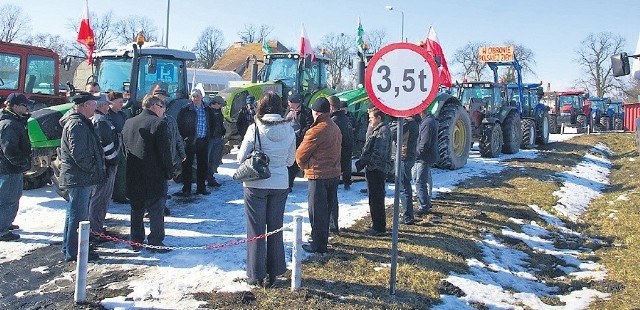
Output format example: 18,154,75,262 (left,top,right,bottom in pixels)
233,124,271,182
